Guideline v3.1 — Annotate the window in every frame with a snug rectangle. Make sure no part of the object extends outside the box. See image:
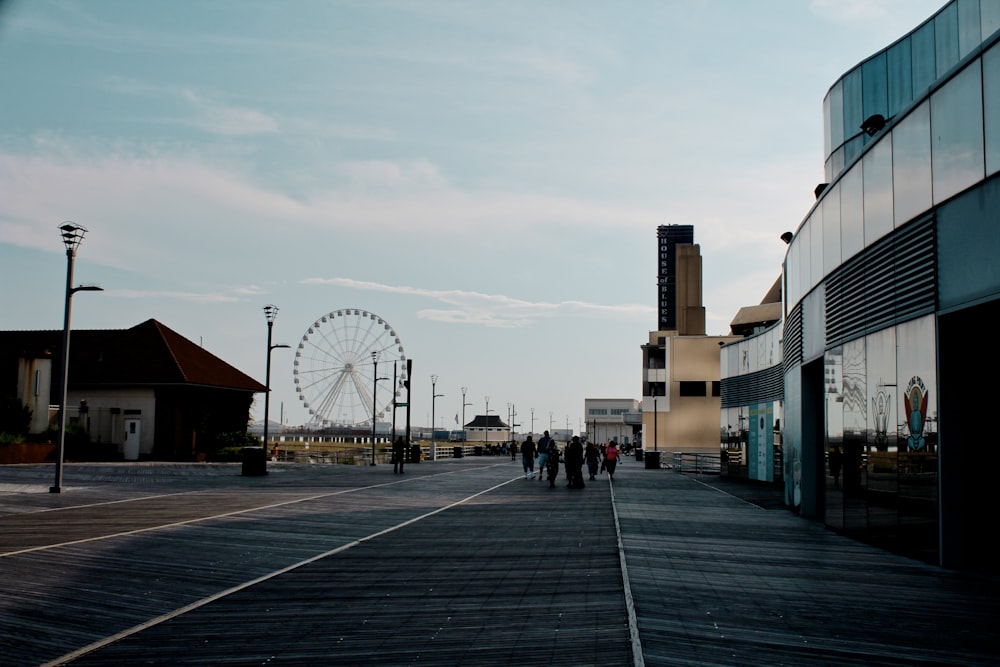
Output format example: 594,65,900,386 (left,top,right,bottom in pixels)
711,381,721,397
679,381,707,397
931,60,984,204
